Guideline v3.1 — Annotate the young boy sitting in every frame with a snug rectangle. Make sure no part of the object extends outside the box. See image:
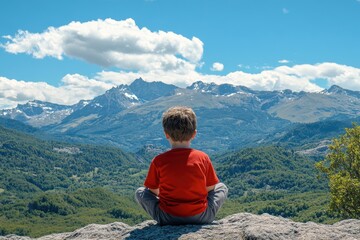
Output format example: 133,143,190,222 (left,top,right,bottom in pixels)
135,106,228,225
